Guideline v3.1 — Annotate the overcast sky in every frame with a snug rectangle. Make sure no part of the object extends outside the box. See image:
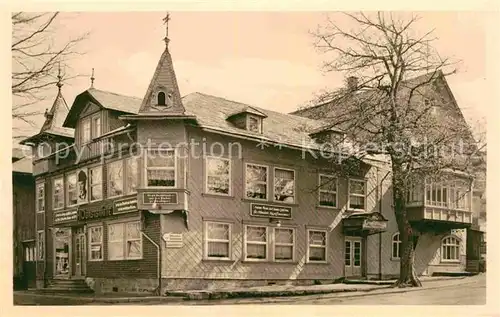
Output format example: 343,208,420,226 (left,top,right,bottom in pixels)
13,11,493,143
